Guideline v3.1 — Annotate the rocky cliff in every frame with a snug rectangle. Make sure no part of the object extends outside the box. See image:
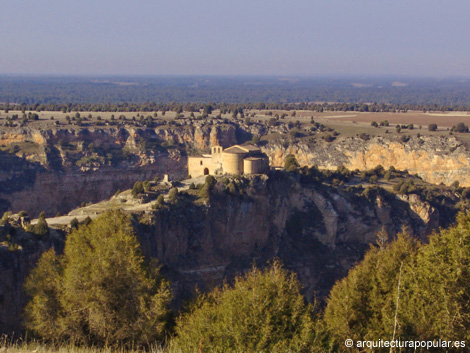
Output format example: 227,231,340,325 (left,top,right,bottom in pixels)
137,174,447,305
0,124,237,217
262,135,470,186
0,171,462,334
1,122,470,217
